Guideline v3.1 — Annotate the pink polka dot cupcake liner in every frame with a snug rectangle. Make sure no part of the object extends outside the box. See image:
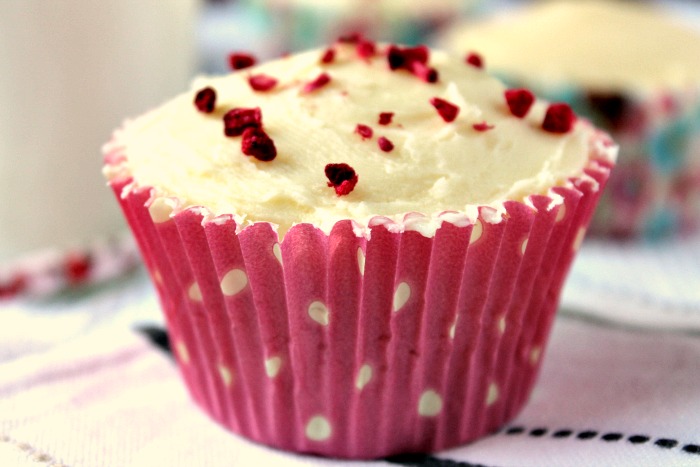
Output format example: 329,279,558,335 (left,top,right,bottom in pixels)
104,130,614,459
